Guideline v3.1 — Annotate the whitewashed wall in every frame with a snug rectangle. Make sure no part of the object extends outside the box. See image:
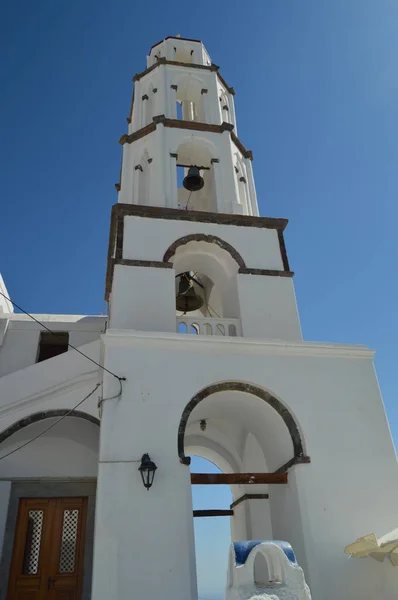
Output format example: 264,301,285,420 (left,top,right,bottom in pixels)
91,330,398,600
0,315,106,377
